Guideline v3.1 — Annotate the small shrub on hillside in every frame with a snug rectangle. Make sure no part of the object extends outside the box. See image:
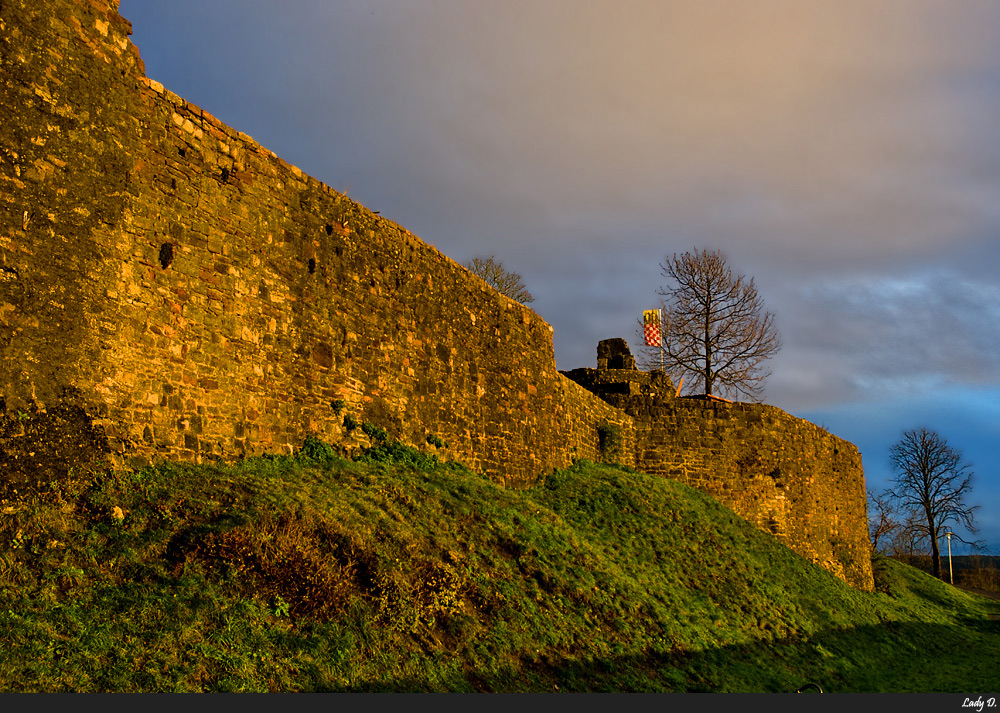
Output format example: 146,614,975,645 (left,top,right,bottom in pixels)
356,439,439,471
361,422,390,444
347,422,445,470
175,510,359,619
296,435,338,465
597,422,623,463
